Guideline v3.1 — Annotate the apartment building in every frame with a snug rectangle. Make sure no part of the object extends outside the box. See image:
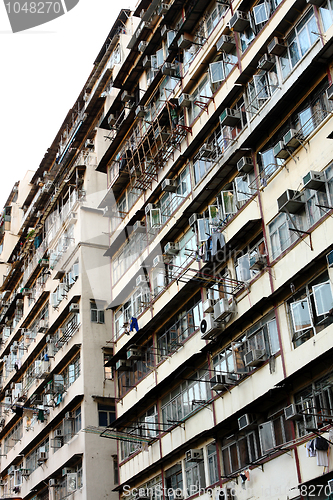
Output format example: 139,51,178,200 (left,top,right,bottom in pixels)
0,10,138,500
93,0,333,500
